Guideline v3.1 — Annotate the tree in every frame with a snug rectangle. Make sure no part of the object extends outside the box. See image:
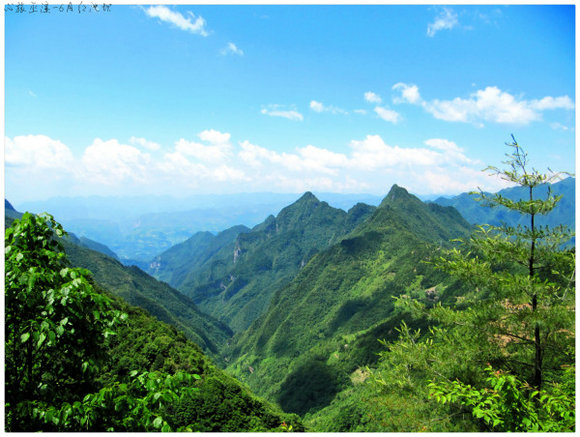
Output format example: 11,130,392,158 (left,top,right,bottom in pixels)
372,137,575,431
427,137,575,430
436,136,574,387
5,213,126,430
